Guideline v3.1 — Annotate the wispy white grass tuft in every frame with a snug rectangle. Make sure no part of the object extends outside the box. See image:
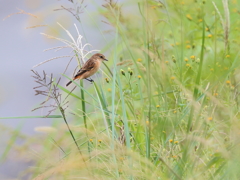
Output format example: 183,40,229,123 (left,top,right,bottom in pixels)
33,23,100,68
